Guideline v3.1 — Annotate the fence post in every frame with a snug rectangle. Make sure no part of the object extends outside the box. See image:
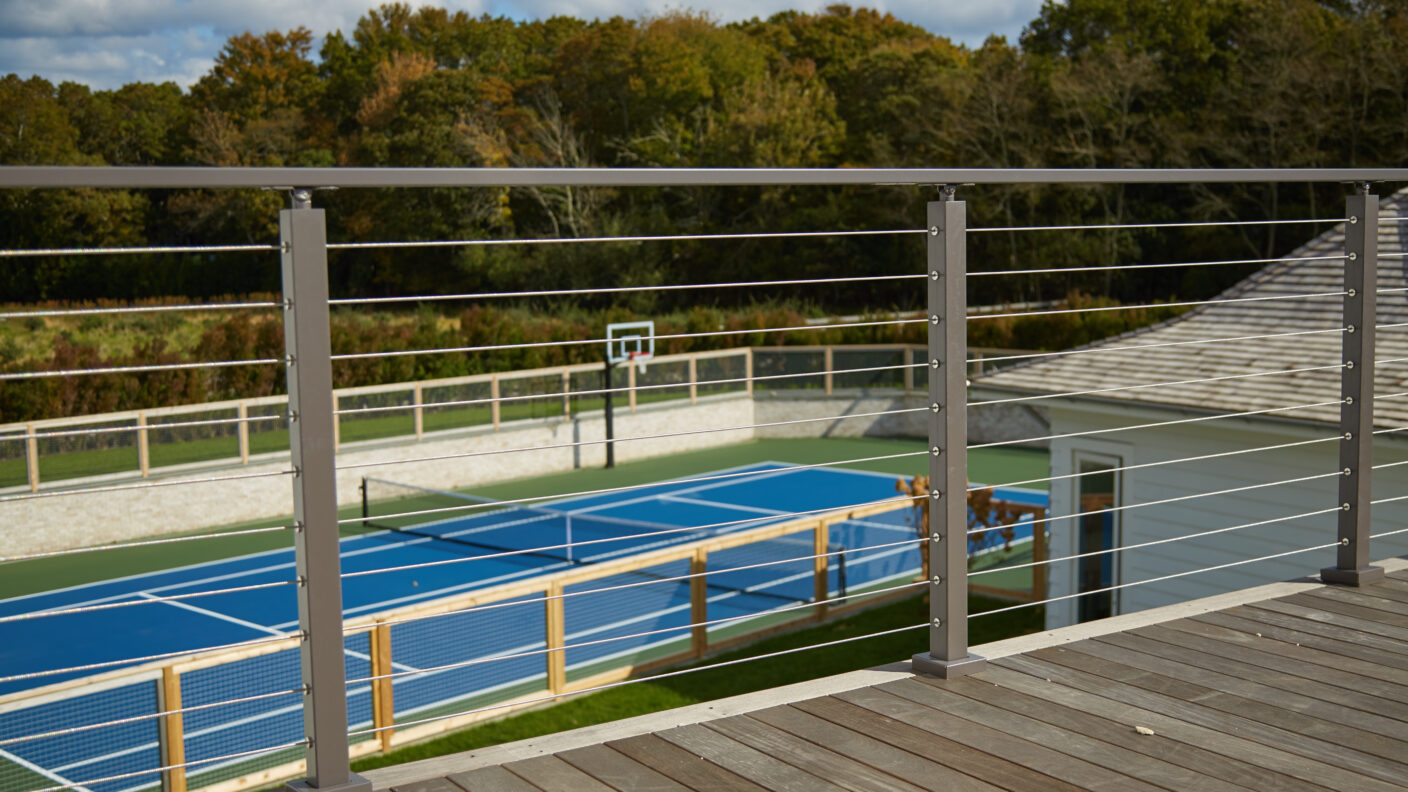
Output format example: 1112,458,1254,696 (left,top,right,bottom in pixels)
491,375,501,429
413,383,424,440
562,369,572,417
813,520,830,621
691,549,708,657
137,413,150,478
370,623,395,752
824,346,834,394
280,189,370,792
912,187,986,679
1322,185,1385,586
628,363,637,412
238,402,250,464
26,423,39,491
546,583,566,694
1031,509,1048,602
689,355,698,403
158,666,186,792
745,349,754,397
